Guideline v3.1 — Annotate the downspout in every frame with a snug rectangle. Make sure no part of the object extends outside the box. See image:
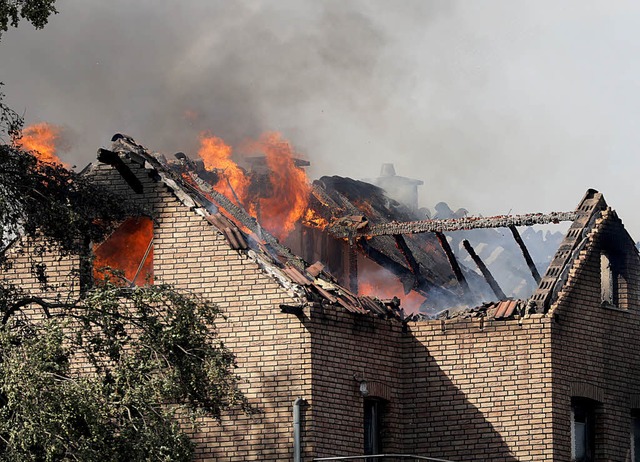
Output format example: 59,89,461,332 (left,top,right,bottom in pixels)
294,397,306,462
